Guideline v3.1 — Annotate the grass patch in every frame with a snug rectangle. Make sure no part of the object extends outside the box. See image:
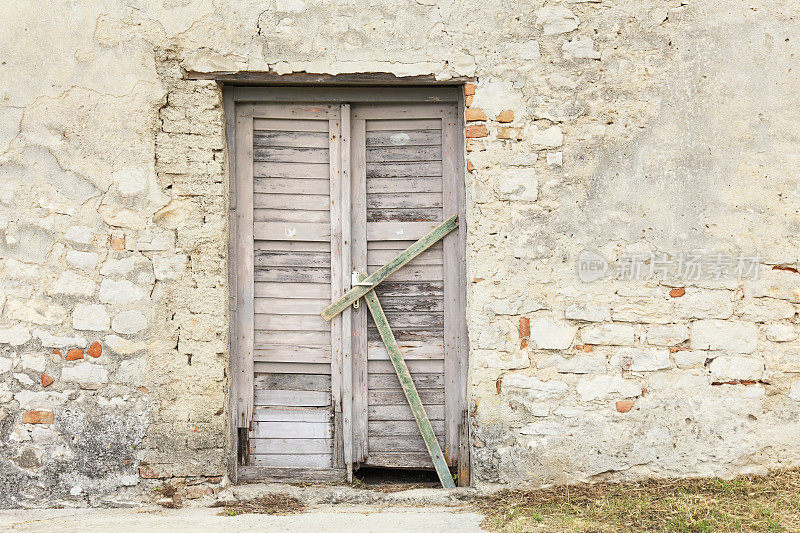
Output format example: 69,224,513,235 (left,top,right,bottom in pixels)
475,469,800,532
212,493,304,516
